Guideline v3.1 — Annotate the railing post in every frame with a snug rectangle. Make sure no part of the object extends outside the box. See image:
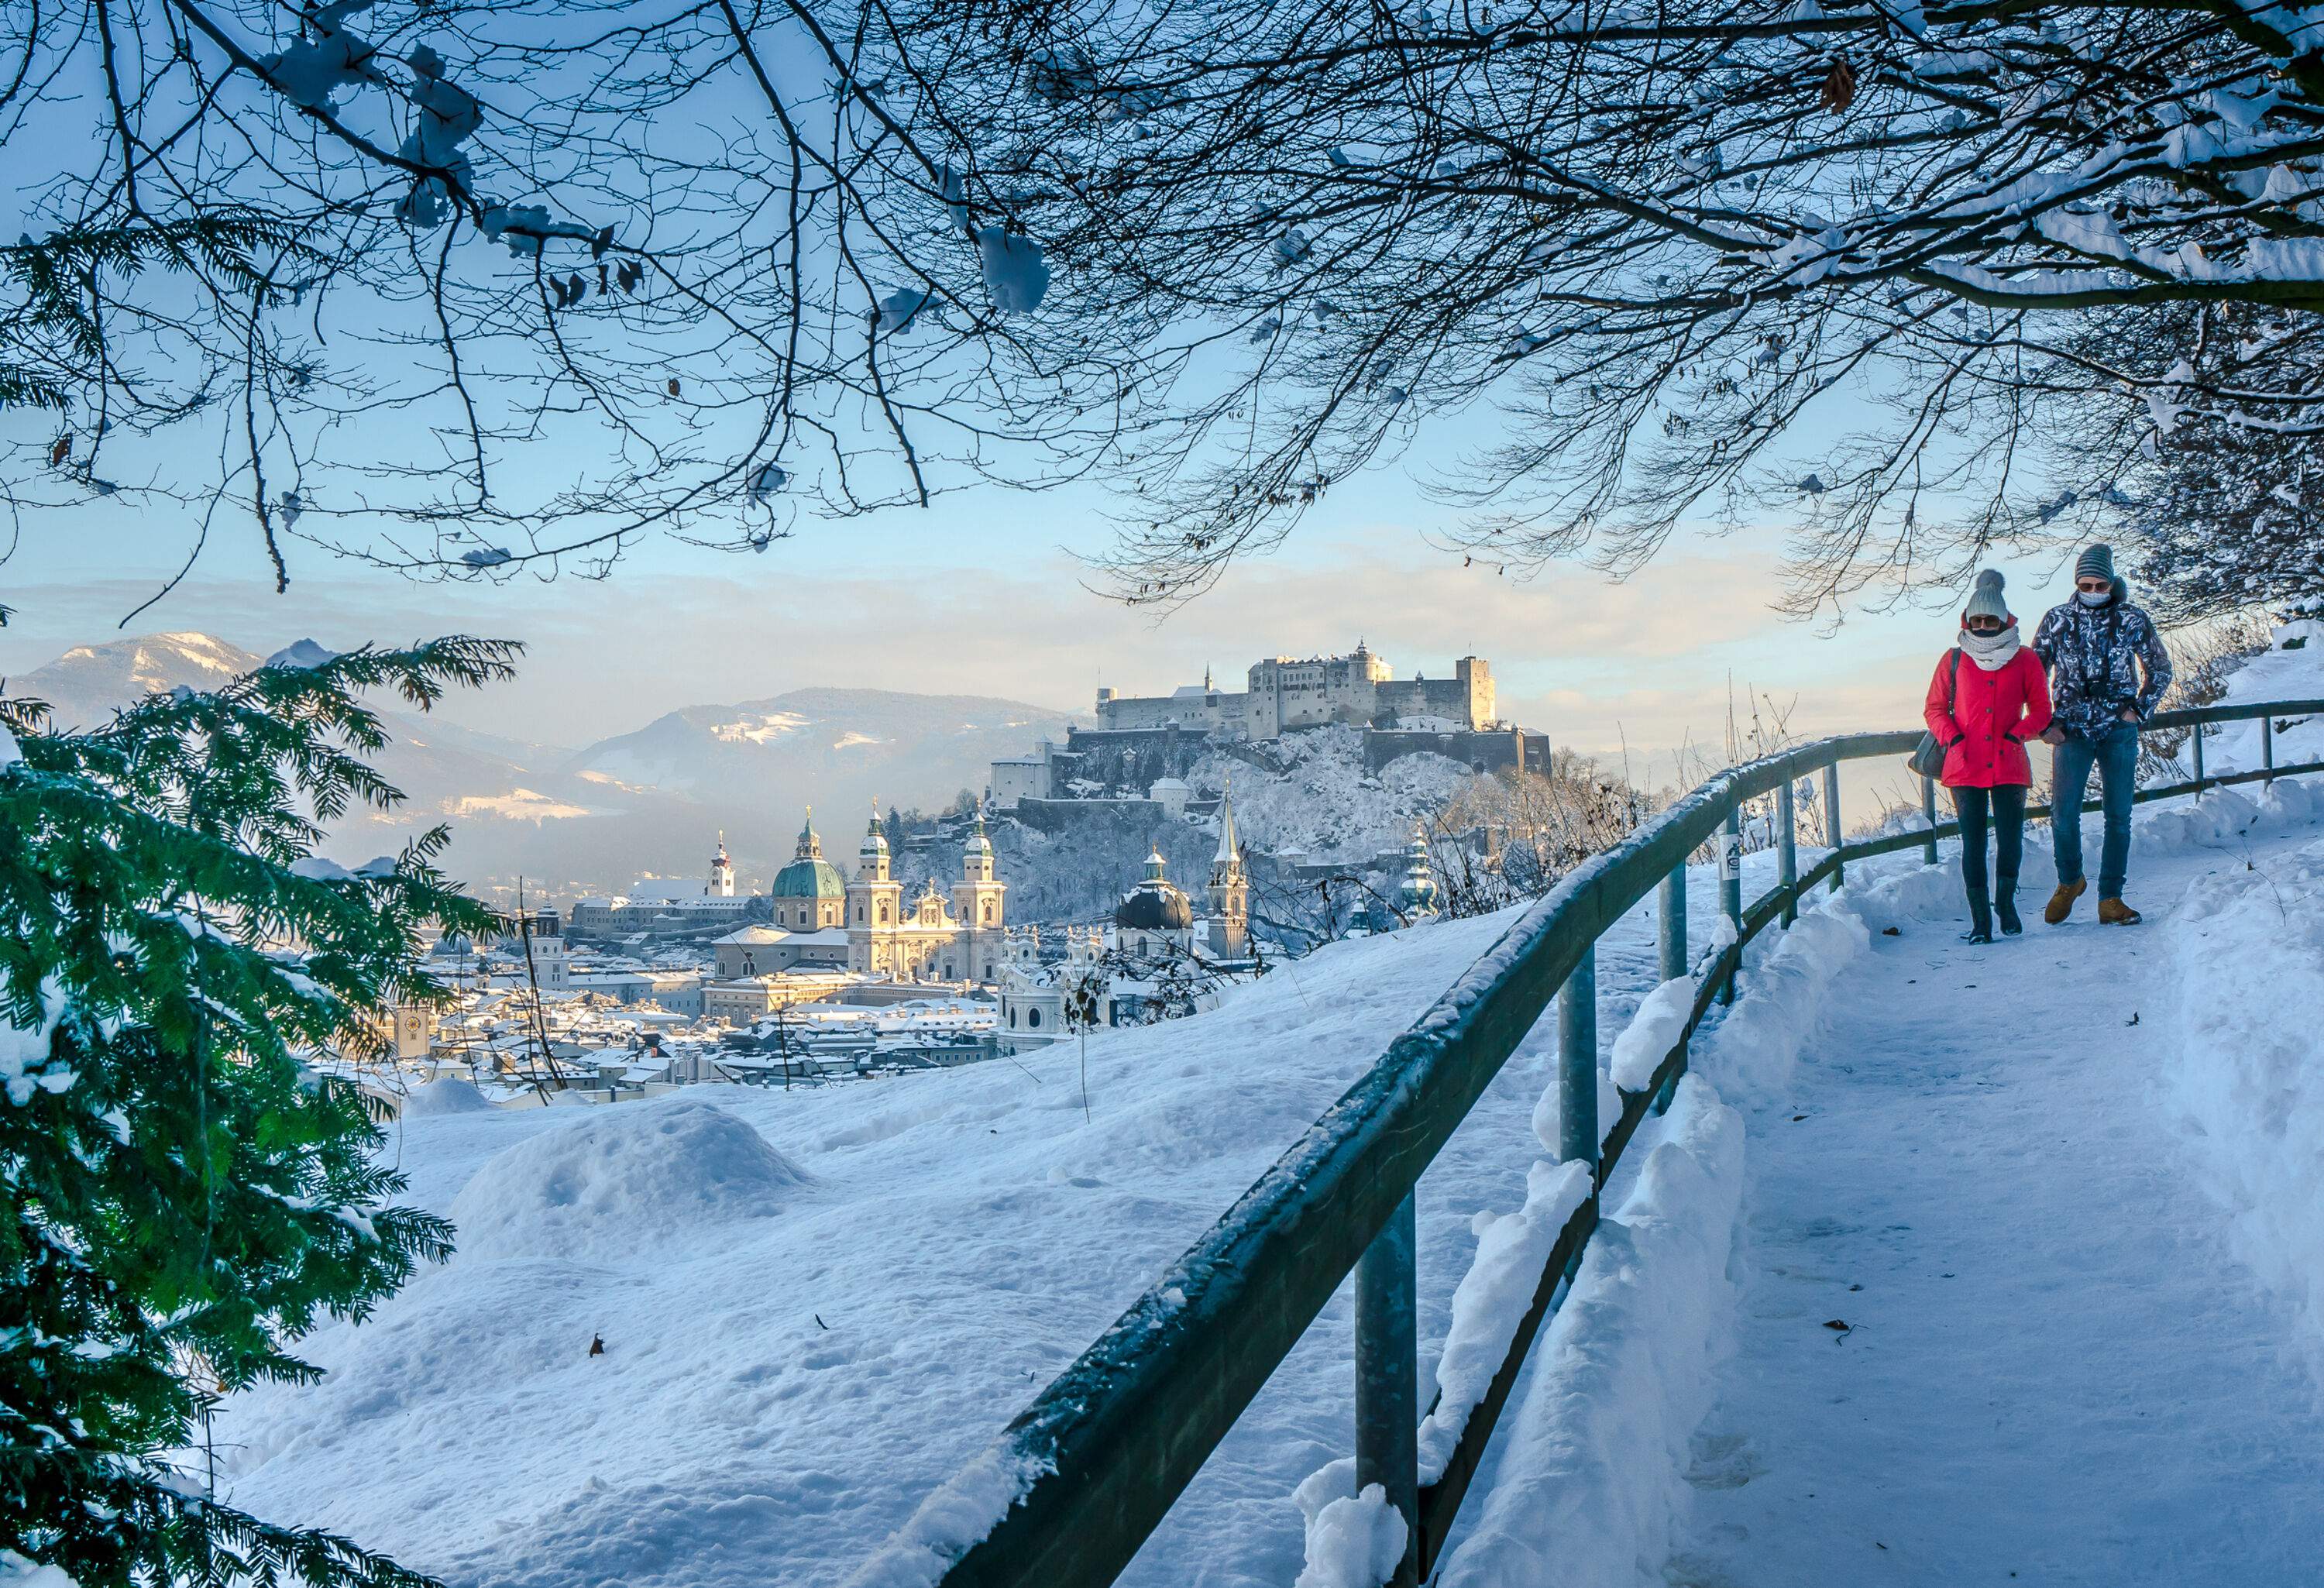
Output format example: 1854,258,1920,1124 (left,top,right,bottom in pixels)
1559,944,1598,1171
1920,774,1940,868
1777,778,1799,927
1822,761,1844,892
2192,721,2205,794
1658,866,1687,986
1355,1193,1418,1588
1719,806,1742,1006
2264,715,2276,784
1653,868,1685,1115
